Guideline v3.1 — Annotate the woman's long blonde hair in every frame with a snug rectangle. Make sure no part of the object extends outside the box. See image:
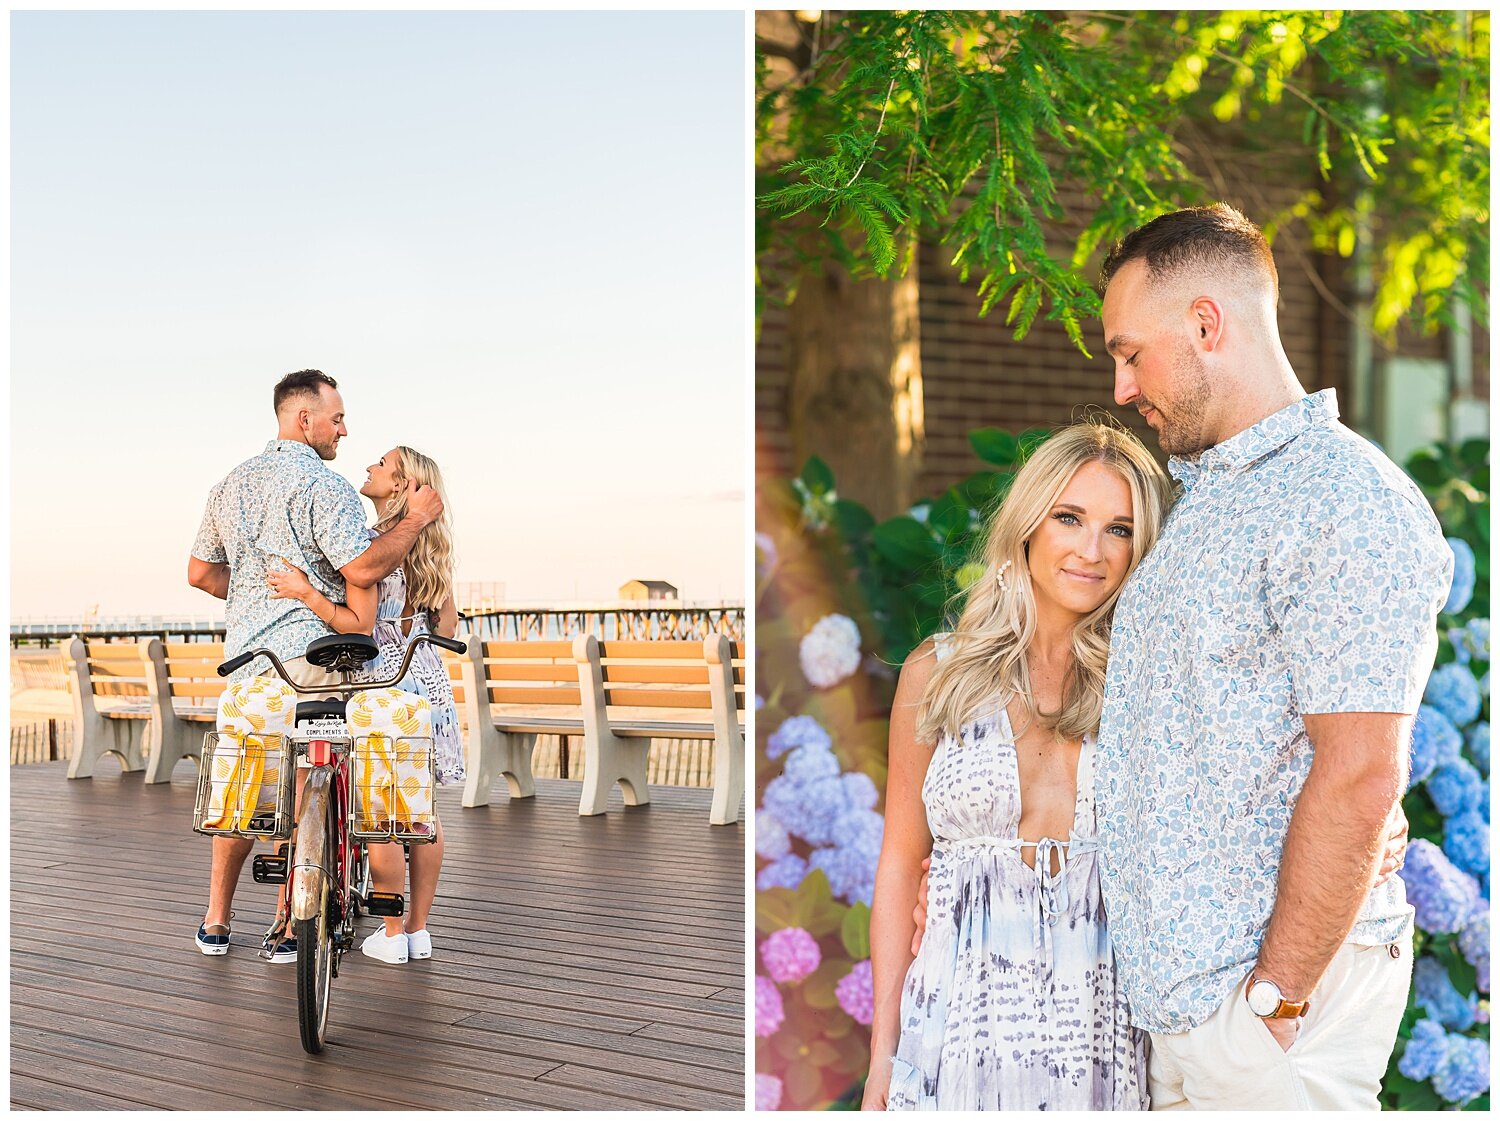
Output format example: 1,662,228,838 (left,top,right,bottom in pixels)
374,446,455,613
916,421,1173,743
